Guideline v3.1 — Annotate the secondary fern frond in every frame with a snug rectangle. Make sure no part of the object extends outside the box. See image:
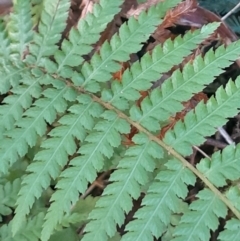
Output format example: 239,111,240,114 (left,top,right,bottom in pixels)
0,178,21,221
55,0,123,77
72,0,181,93
11,85,76,234
164,77,240,156
197,144,240,187
104,23,219,111
7,0,33,58
27,0,70,65
130,40,240,132
0,212,44,241
12,94,103,234
172,189,227,241
0,74,42,134
121,159,196,241
0,81,70,175
83,132,163,241
40,110,130,241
